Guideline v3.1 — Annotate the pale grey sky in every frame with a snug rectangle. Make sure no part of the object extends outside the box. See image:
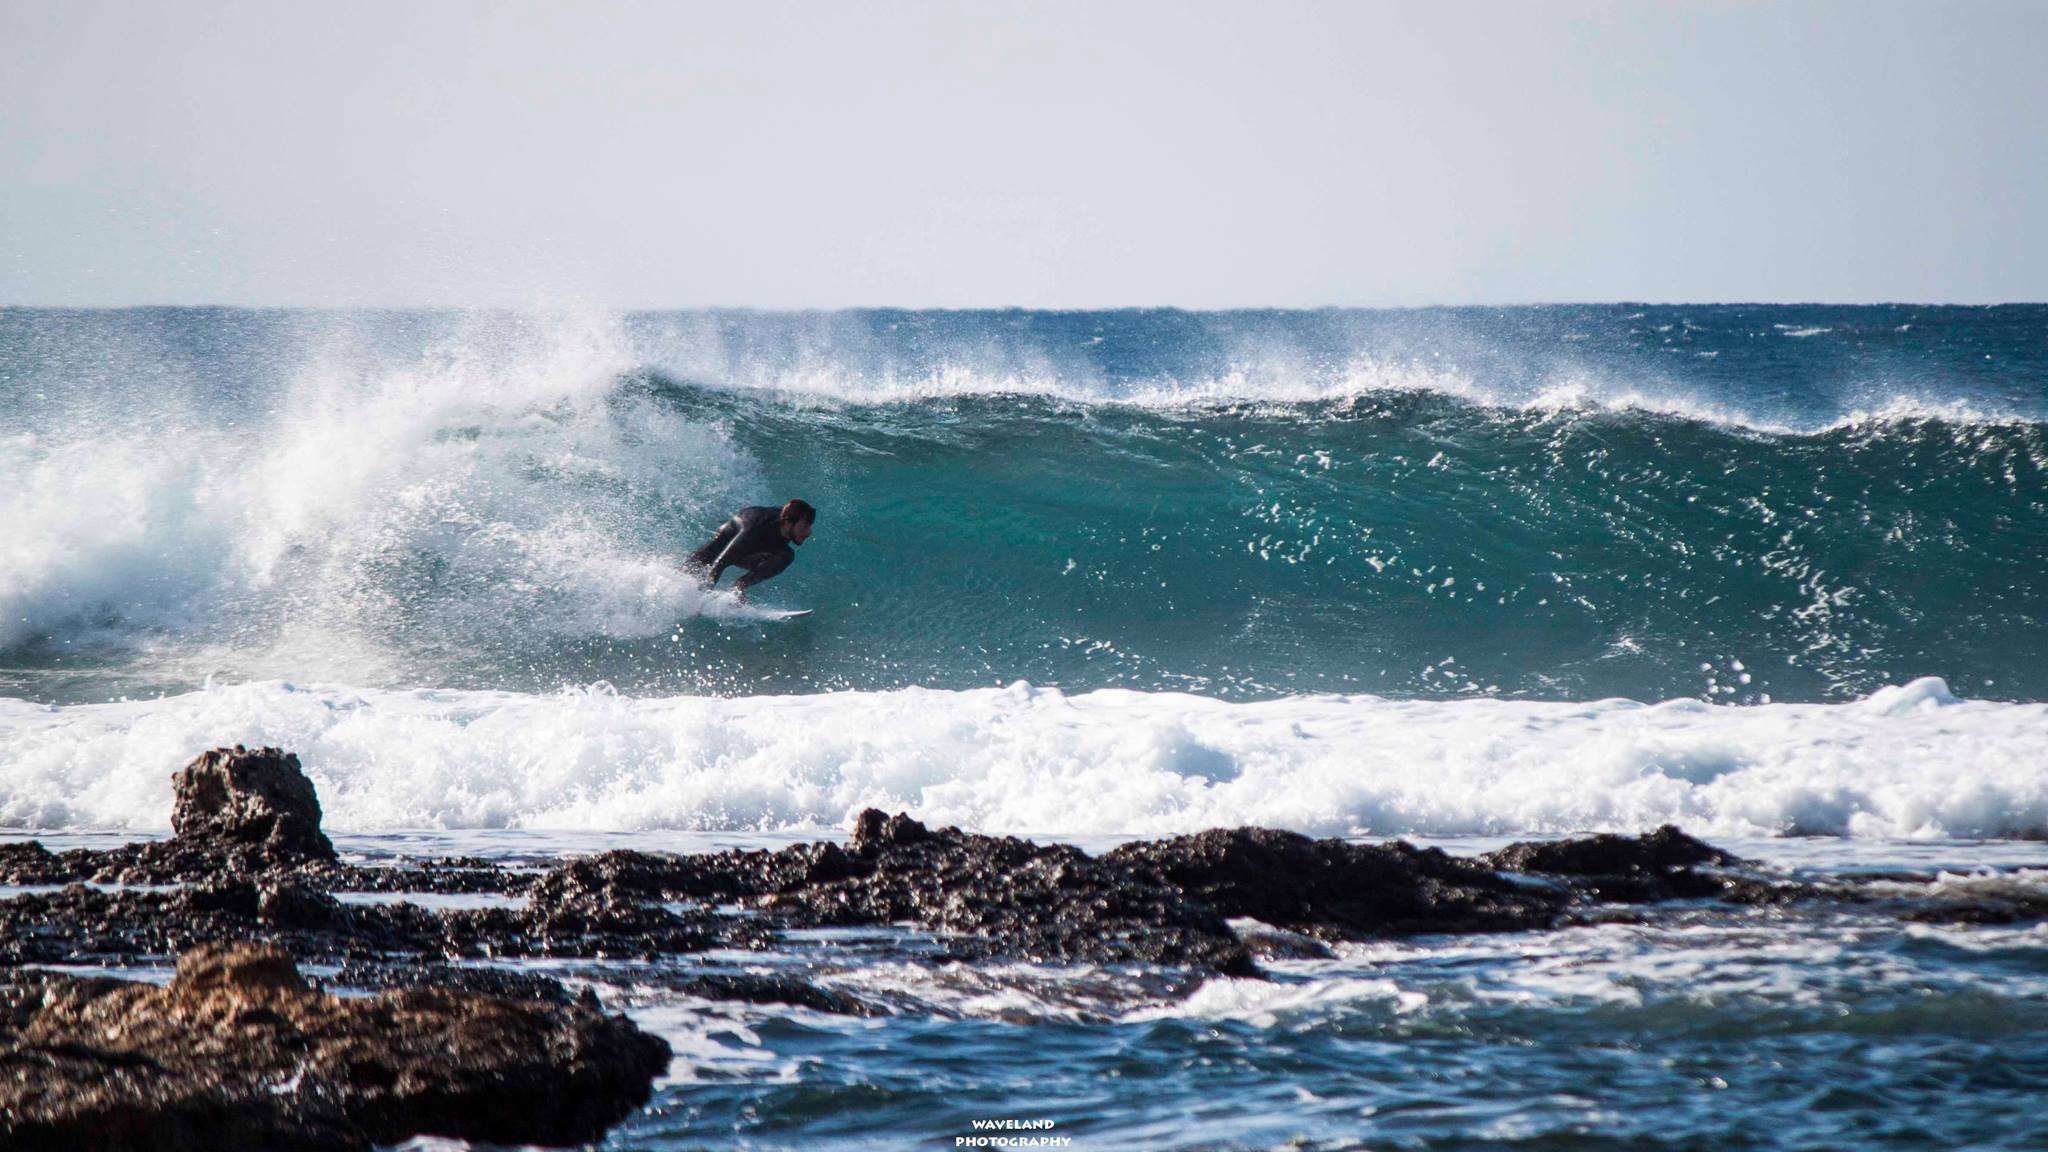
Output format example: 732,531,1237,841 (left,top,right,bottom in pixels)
2,0,2042,307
